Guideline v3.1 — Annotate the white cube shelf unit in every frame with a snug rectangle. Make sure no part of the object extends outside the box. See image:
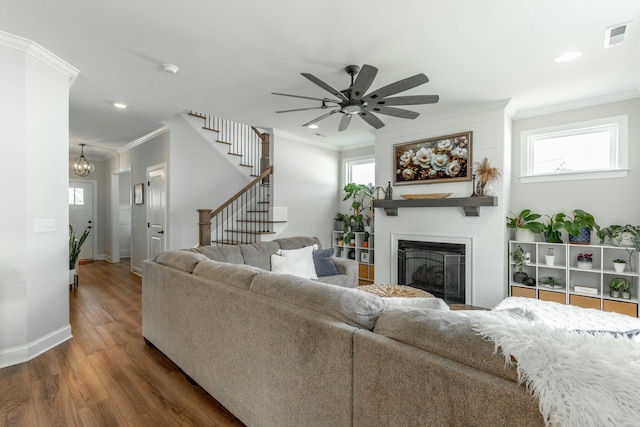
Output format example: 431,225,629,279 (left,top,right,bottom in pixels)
333,231,374,283
509,240,639,317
